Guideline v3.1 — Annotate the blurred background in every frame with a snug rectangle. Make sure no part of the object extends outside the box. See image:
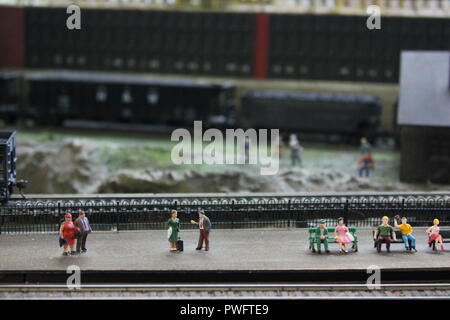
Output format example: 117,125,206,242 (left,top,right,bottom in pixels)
0,0,449,195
